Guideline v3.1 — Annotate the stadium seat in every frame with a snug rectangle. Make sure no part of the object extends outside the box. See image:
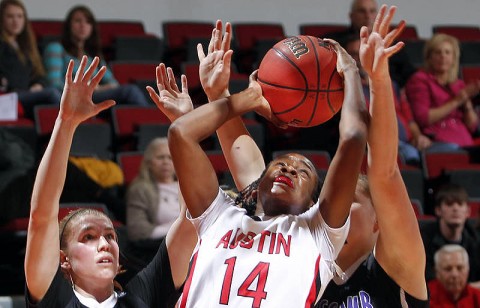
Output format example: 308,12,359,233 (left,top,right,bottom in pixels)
116,151,143,186
111,105,170,151
421,150,473,179
162,21,214,71
98,20,146,61
401,169,425,205
299,23,349,38
109,61,158,85
461,65,480,84
396,25,420,41
34,105,111,158
403,39,426,68
136,123,170,151
232,23,285,73
433,25,480,41
446,169,480,199
460,41,480,65
114,35,164,62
